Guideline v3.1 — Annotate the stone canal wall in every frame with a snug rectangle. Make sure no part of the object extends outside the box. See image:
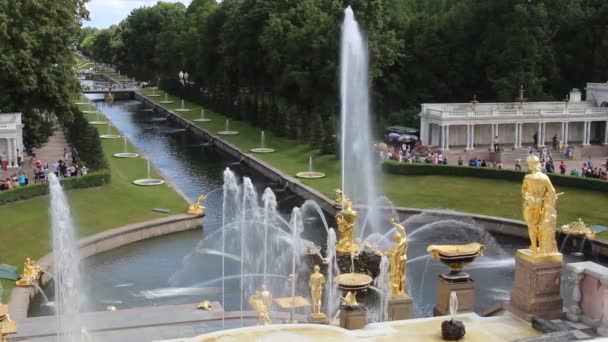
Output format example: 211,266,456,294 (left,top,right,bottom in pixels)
8,213,203,320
